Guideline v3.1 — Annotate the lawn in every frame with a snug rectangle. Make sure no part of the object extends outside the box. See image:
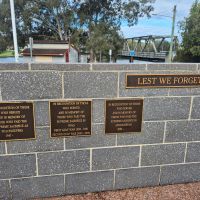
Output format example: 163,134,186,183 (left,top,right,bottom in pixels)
0,50,14,57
